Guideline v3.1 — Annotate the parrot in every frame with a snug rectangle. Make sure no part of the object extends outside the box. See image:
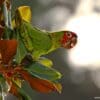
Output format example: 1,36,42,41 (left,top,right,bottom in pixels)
14,7,77,61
